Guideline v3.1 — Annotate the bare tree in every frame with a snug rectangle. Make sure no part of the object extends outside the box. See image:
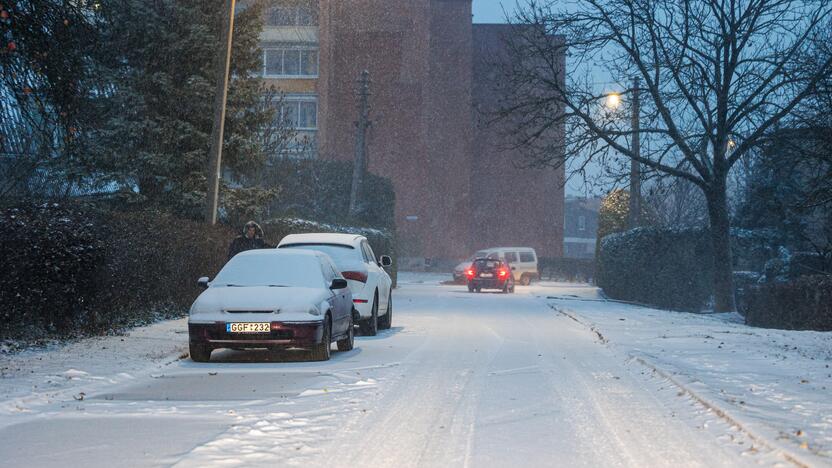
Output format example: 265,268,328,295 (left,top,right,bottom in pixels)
500,0,832,311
